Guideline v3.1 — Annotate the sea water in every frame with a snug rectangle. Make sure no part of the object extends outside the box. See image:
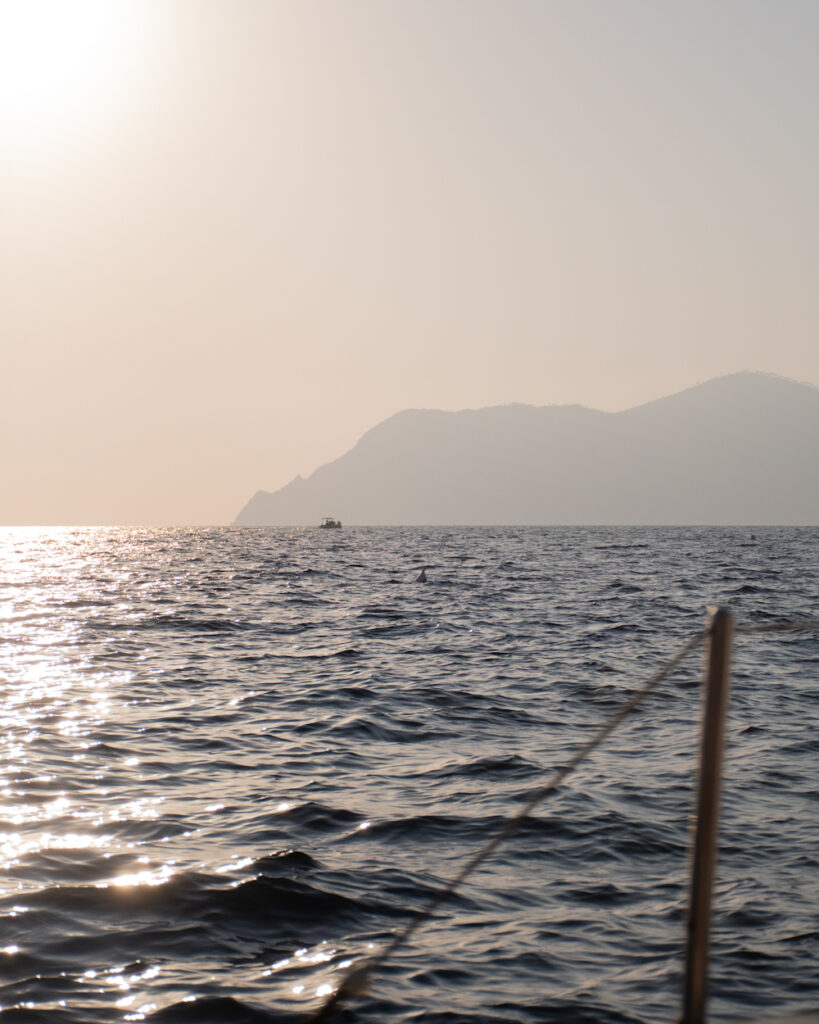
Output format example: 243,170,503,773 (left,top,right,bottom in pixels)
0,526,817,1023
